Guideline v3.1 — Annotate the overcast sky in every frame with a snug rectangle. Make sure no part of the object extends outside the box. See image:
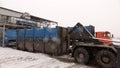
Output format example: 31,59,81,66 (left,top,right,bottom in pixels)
0,0,120,37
